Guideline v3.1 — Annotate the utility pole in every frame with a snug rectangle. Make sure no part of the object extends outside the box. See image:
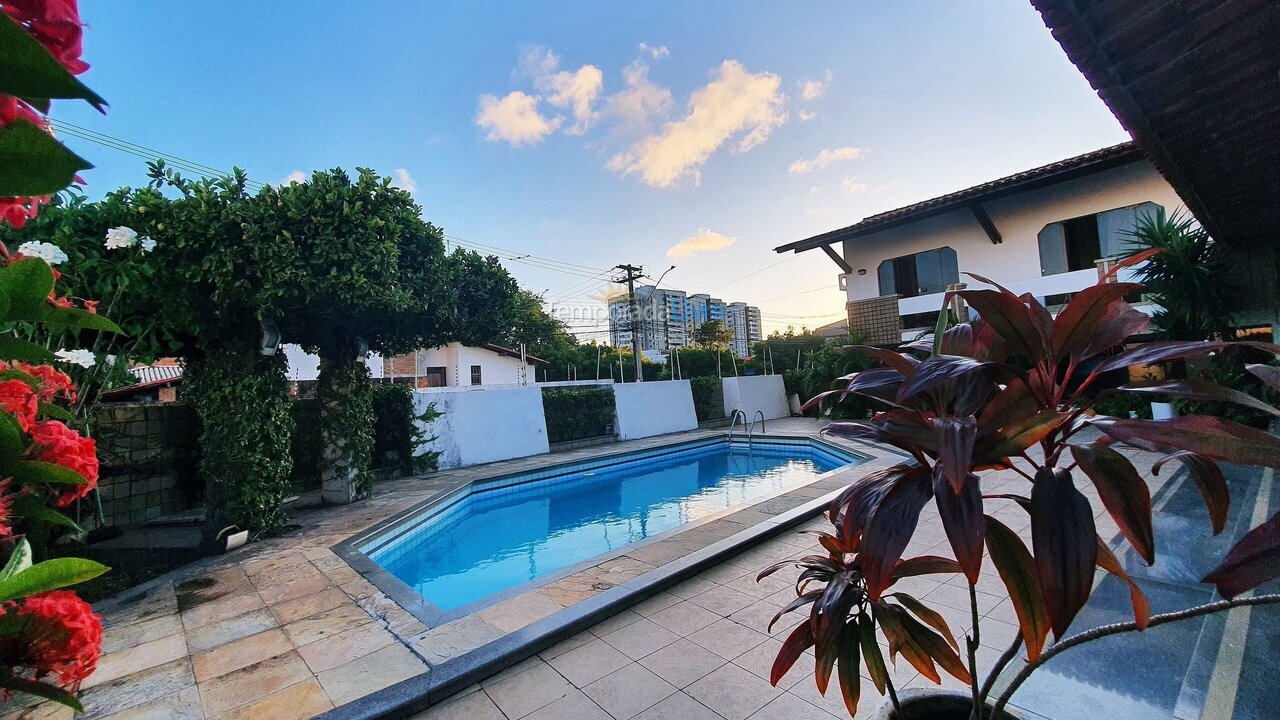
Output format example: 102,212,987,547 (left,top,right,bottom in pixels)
615,263,645,382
